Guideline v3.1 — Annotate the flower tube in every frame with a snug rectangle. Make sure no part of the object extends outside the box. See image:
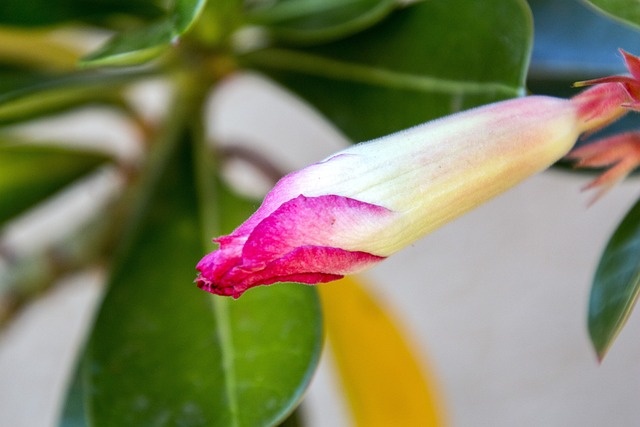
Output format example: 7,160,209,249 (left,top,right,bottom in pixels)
197,58,636,298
